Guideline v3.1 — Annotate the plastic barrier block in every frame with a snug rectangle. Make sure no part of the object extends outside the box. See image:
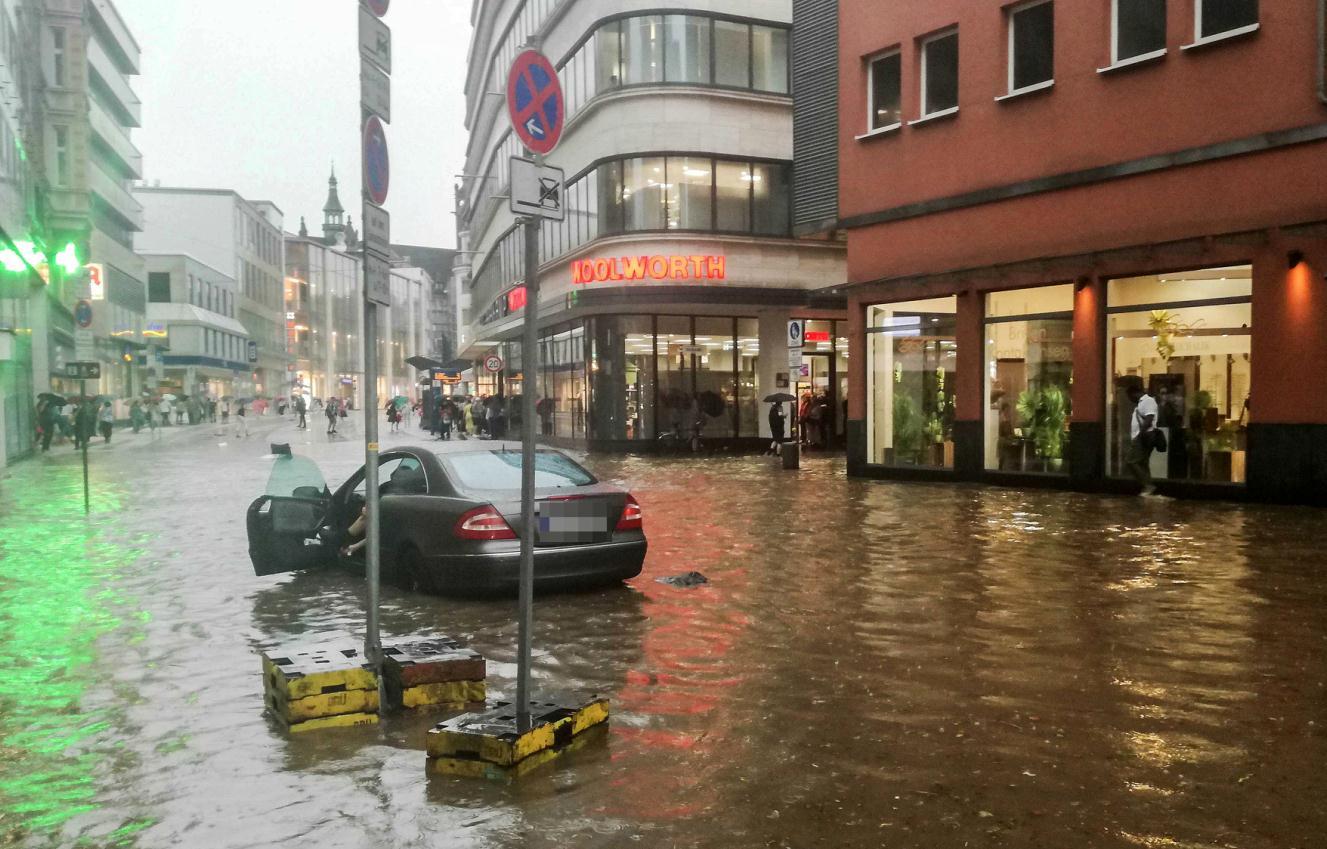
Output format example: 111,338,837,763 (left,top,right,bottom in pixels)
382,639,485,687
266,686,380,723
428,724,605,782
273,711,380,734
261,643,377,701
398,680,486,711
425,696,609,767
